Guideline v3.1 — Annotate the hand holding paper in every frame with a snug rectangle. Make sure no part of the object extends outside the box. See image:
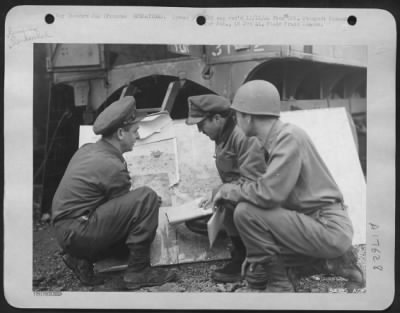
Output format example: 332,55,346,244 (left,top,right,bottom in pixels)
211,183,238,208
198,191,213,209
206,207,224,248
211,187,225,209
